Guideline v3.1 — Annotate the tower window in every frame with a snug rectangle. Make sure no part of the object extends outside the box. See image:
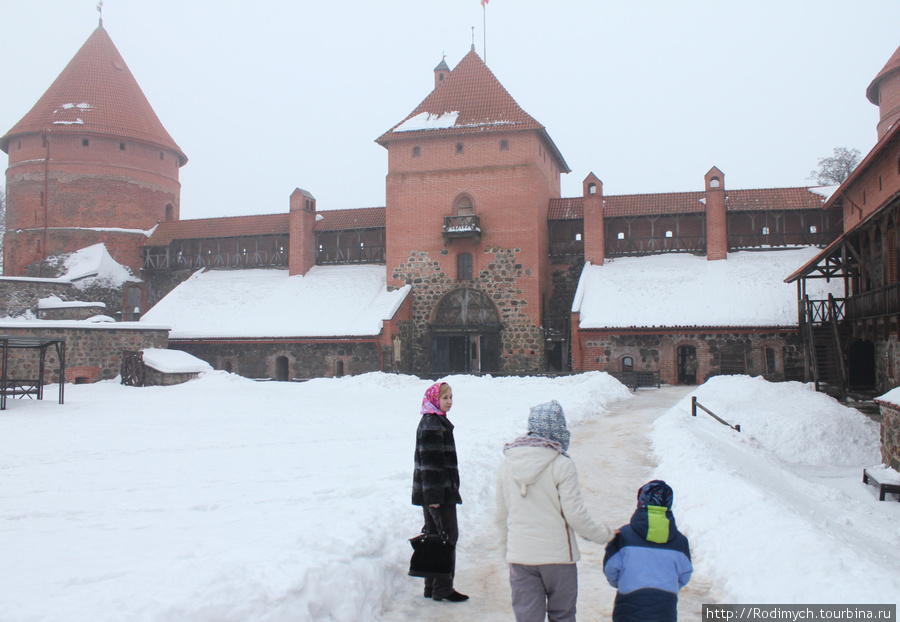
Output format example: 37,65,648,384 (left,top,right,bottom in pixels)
456,143,464,154
500,140,508,151
413,146,421,157
119,142,126,151
457,253,473,280
159,152,165,160
82,138,89,147
880,176,883,191
165,204,174,221
588,183,597,195
17,140,21,150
